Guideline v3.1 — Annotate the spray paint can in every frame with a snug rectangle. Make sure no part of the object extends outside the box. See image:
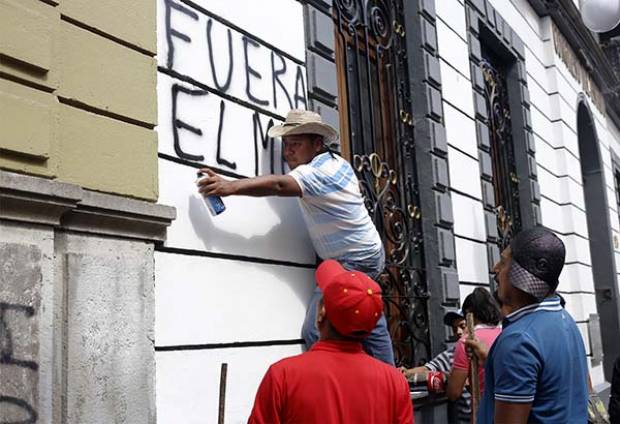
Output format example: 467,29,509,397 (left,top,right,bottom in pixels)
196,172,226,216
426,371,446,393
